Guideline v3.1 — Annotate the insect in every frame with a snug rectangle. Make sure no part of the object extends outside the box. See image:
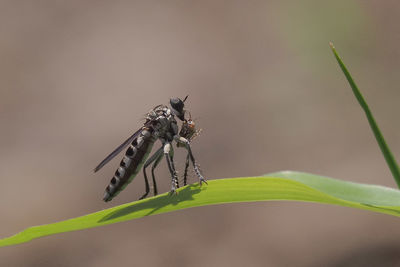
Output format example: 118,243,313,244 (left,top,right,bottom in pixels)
94,96,206,202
